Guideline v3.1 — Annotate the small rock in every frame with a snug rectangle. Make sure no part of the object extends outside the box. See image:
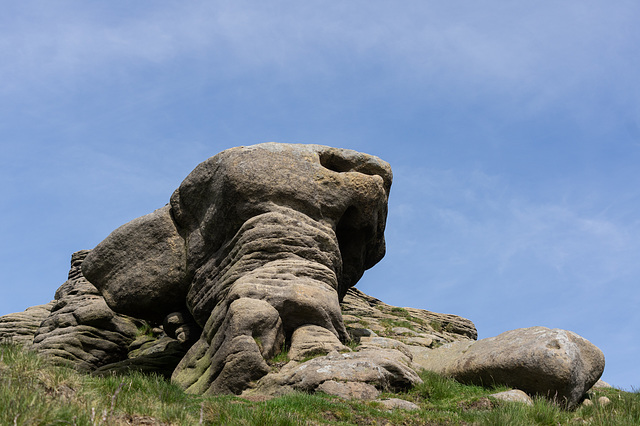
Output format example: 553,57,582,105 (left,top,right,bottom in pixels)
375,398,420,411
490,390,533,406
592,379,613,389
597,396,611,406
347,327,378,339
